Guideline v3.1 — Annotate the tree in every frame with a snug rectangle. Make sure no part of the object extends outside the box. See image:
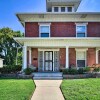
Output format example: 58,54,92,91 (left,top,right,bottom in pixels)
0,27,23,65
